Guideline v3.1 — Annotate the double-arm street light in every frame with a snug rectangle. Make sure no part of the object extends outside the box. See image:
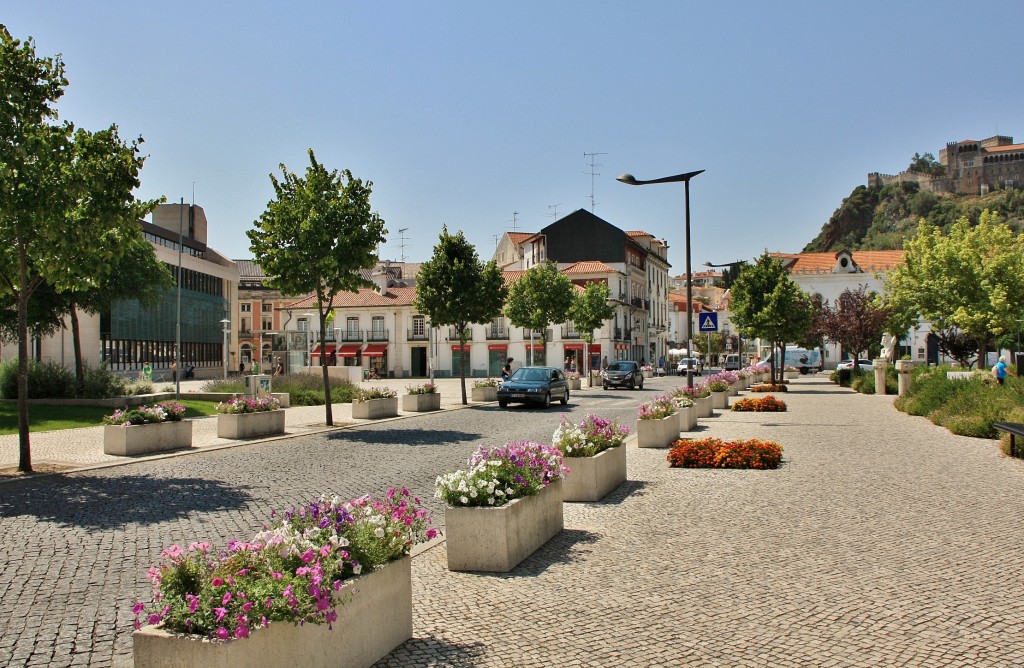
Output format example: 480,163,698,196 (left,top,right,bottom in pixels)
617,169,704,388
